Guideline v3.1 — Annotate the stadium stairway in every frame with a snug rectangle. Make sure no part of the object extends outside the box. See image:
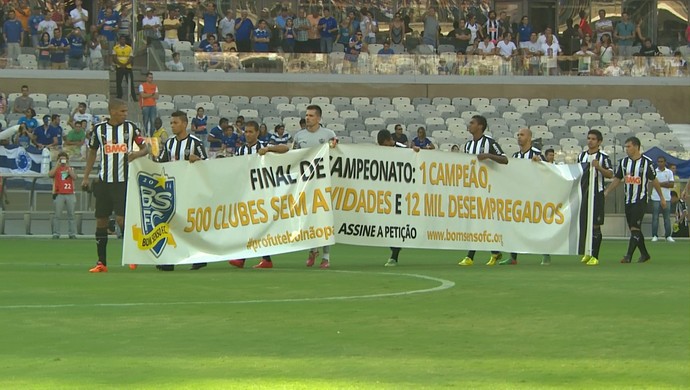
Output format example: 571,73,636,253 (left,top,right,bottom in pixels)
670,124,690,151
